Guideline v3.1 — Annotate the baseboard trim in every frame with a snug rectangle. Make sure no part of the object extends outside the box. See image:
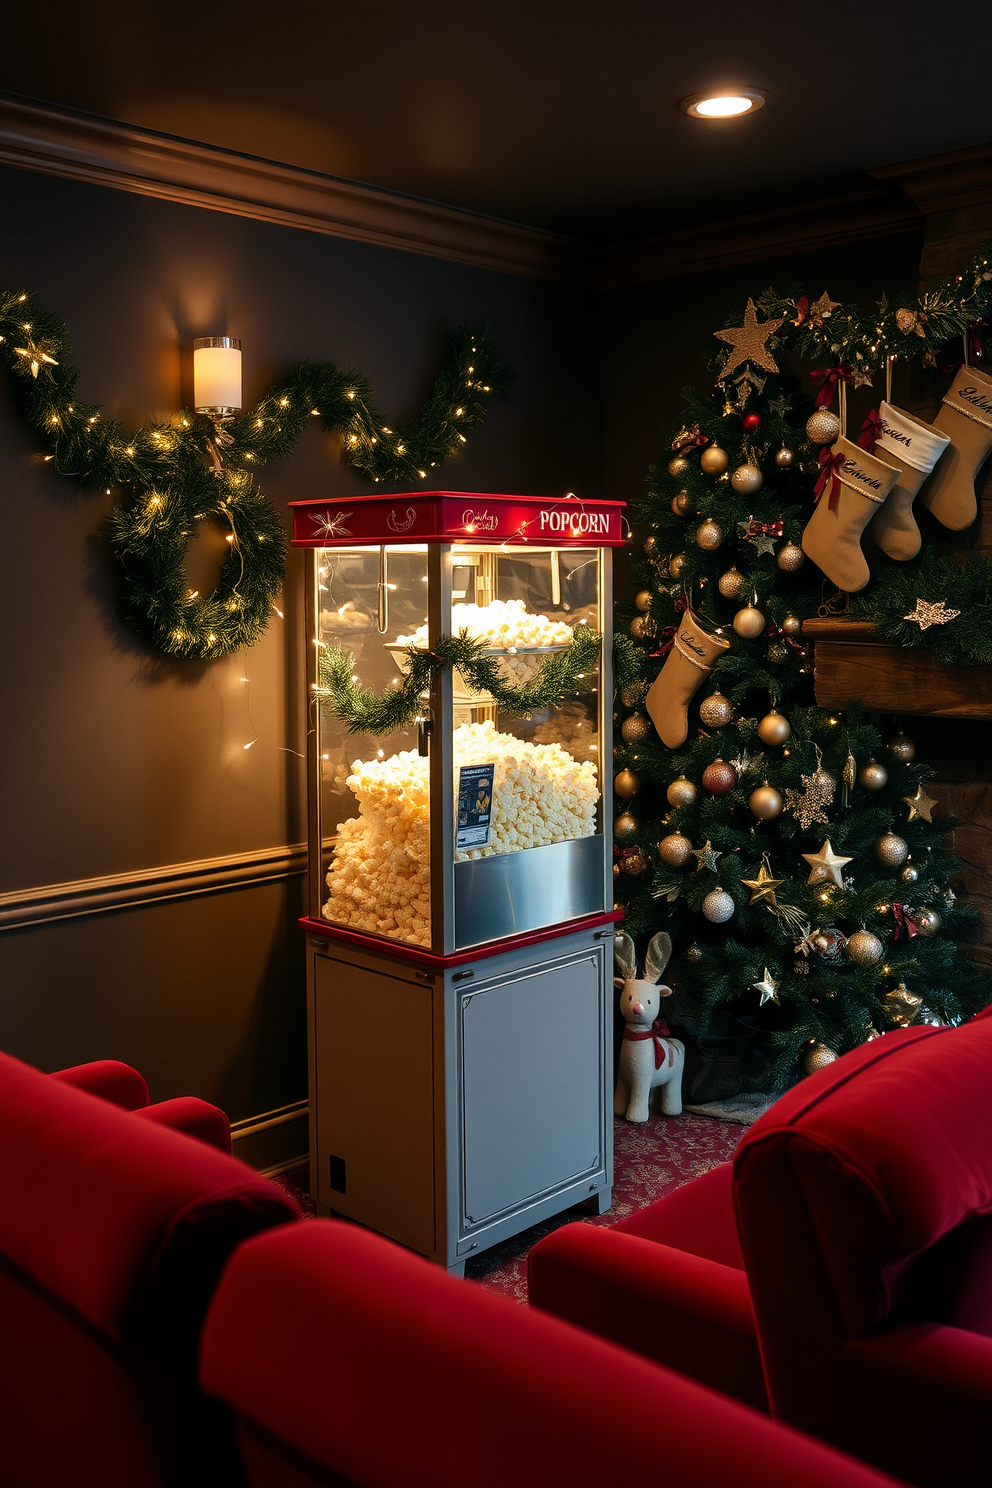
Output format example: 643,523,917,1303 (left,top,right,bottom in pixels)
231,1099,309,1175
0,842,307,932
0,91,596,287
